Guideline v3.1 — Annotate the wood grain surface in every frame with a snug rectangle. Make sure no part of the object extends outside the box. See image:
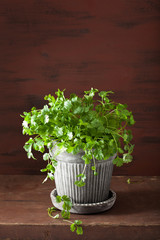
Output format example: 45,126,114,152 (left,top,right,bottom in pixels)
0,175,160,240
0,0,160,175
